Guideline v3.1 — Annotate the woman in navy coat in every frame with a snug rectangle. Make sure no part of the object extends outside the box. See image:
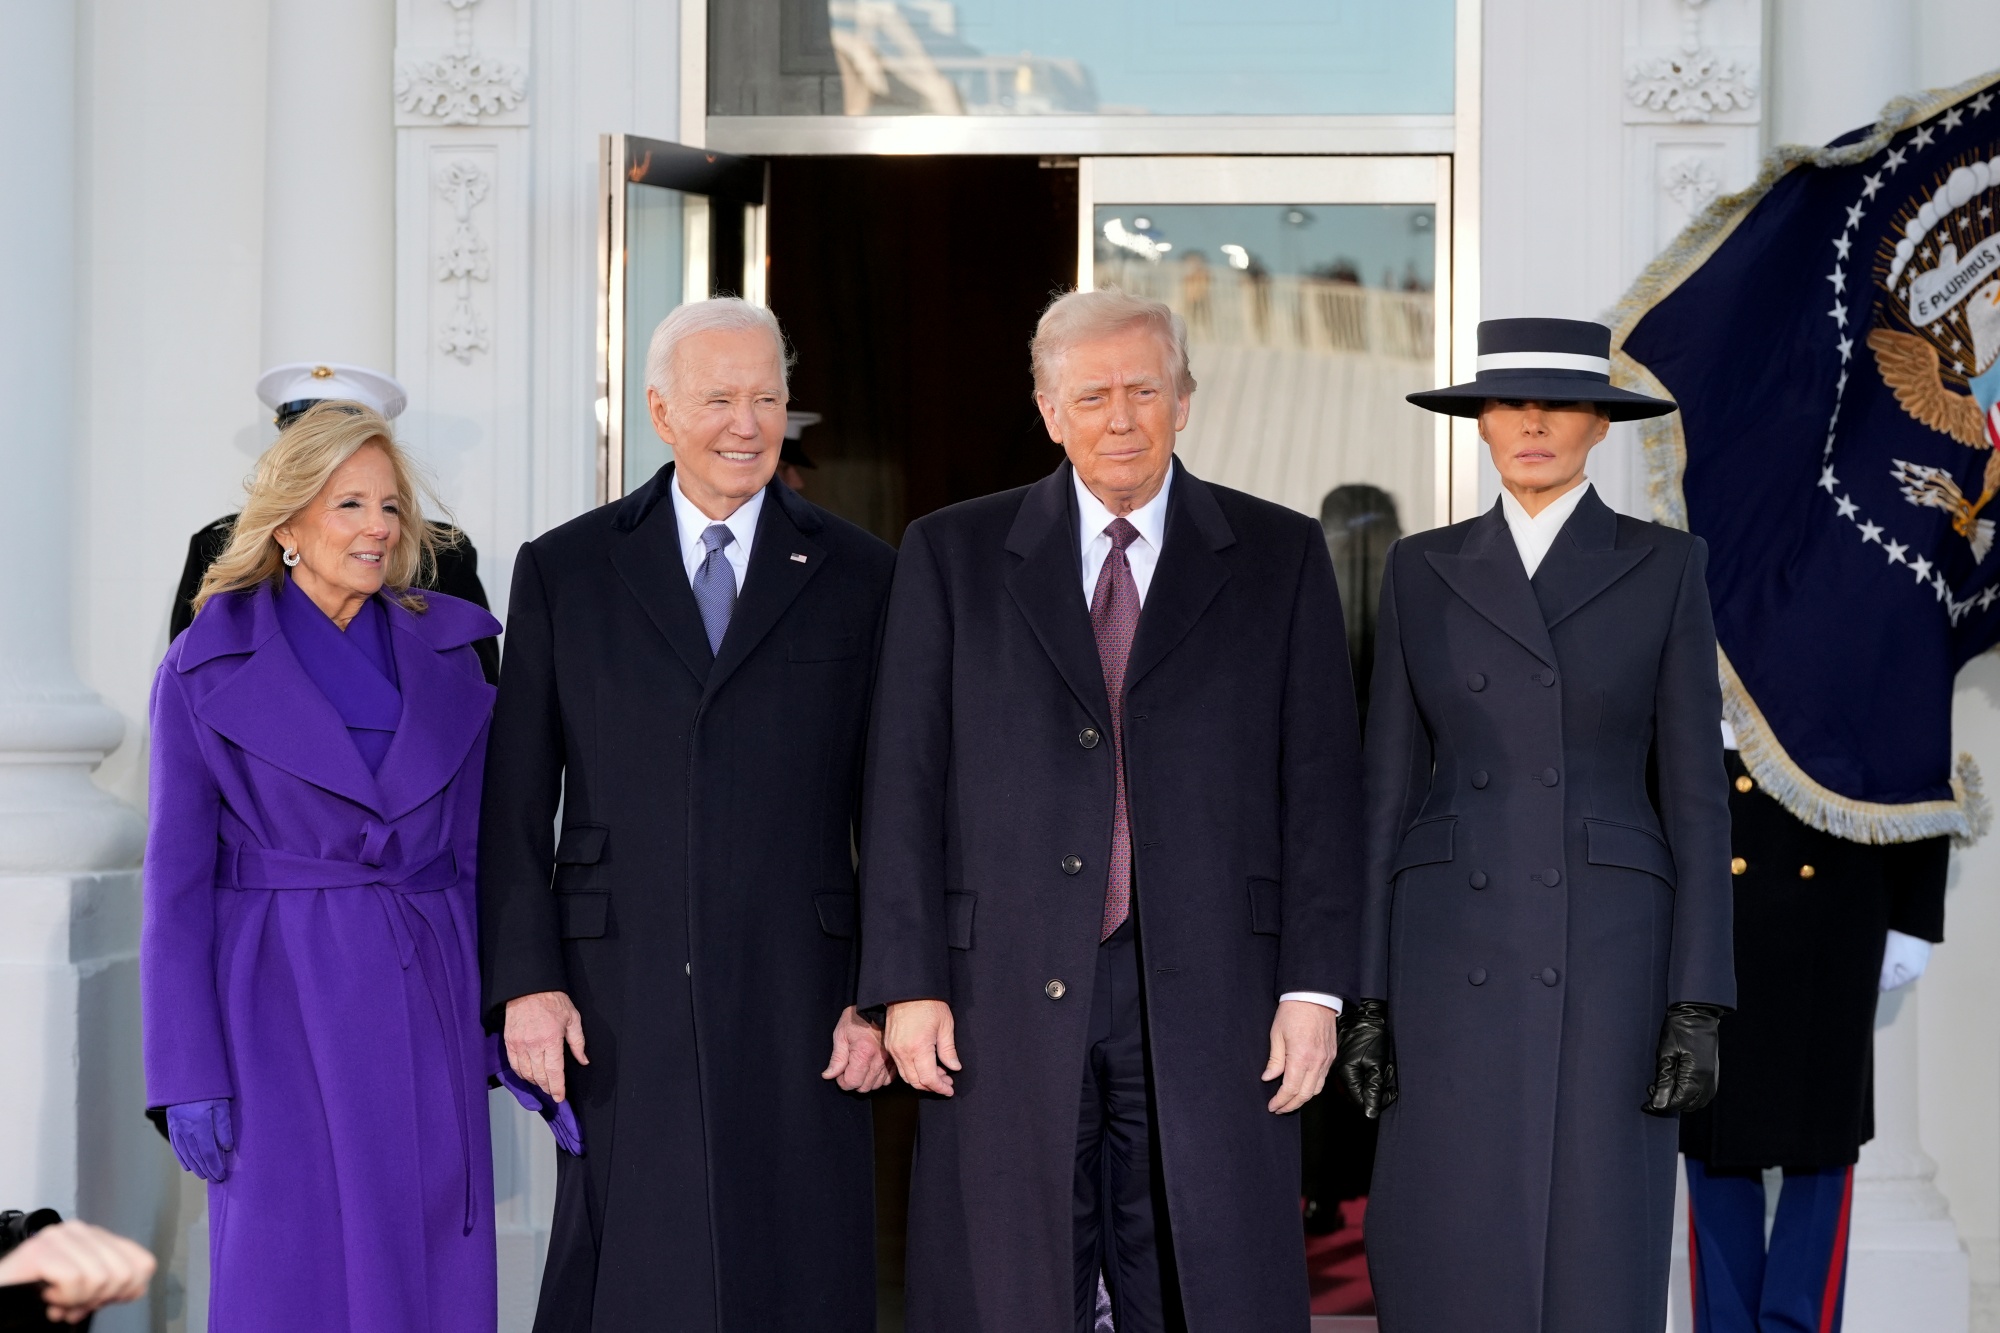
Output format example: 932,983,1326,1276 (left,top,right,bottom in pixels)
1335,319,1736,1333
